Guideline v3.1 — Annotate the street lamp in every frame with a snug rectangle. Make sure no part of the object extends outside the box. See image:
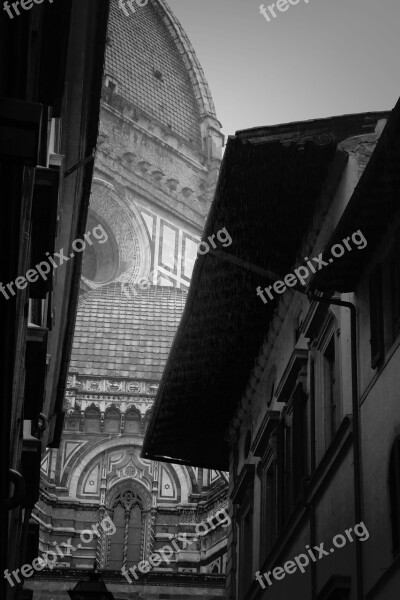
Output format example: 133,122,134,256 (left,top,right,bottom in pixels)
67,569,114,600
